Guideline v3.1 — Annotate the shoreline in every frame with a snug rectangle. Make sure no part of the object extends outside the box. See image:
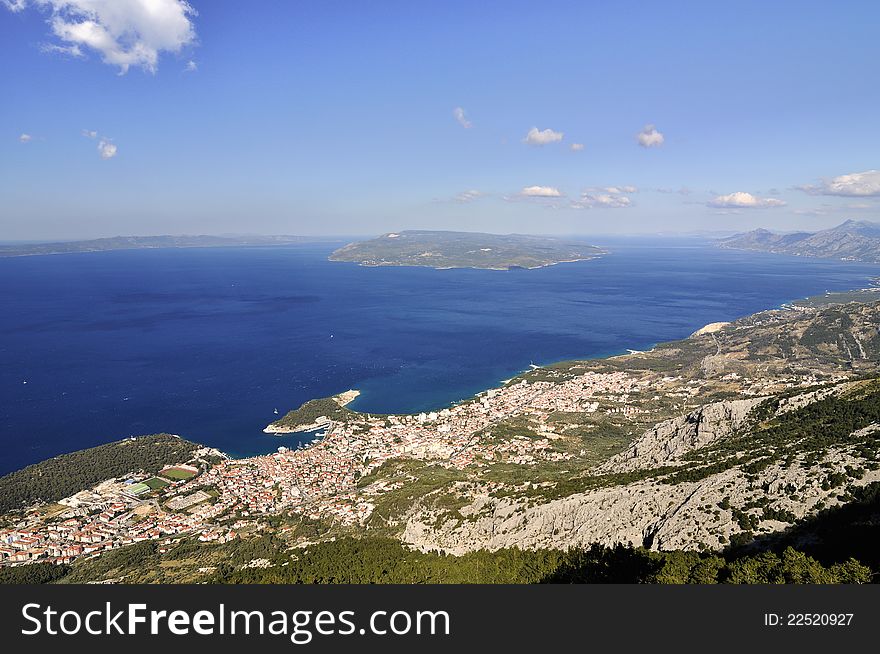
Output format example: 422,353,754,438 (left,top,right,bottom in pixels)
6,276,880,476
333,253,605,271
263,283,880,433
17,279,876,477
